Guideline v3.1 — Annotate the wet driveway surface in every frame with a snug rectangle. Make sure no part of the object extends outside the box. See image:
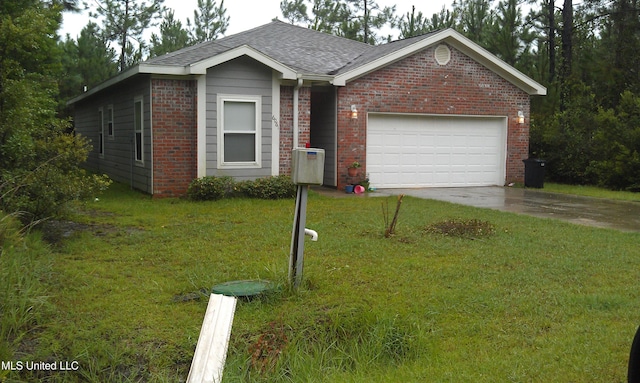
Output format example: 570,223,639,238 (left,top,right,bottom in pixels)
377,187,640,232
